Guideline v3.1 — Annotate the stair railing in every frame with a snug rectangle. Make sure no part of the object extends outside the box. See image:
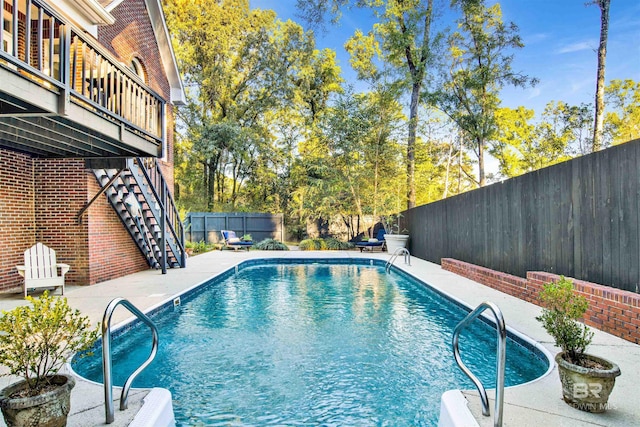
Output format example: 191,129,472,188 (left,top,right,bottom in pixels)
102,298,158,424
129,157,186,270
452,301,506,427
